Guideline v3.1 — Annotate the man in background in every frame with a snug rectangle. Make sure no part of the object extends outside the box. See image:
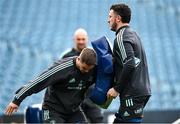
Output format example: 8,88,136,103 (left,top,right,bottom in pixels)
61,28,103,123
